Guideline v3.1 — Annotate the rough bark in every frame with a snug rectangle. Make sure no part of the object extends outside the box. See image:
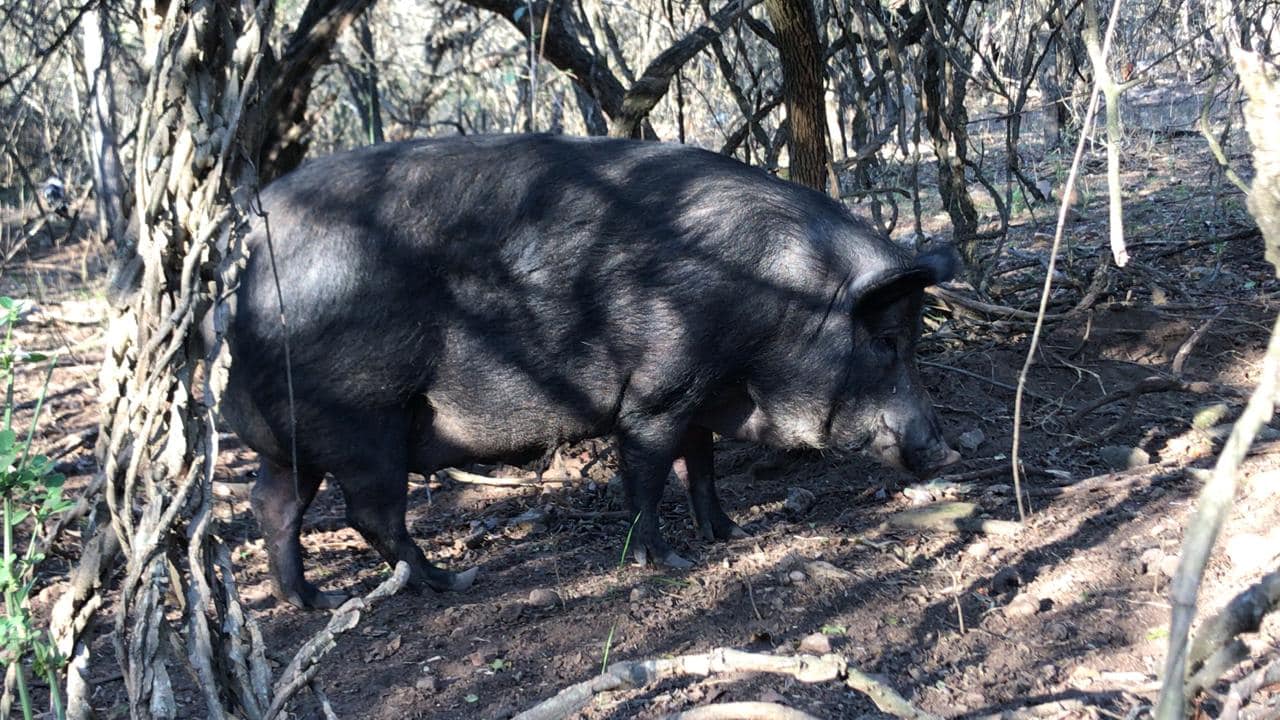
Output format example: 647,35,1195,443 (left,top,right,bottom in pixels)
93,1,276,716
259,0,377,181
764,0,831,191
